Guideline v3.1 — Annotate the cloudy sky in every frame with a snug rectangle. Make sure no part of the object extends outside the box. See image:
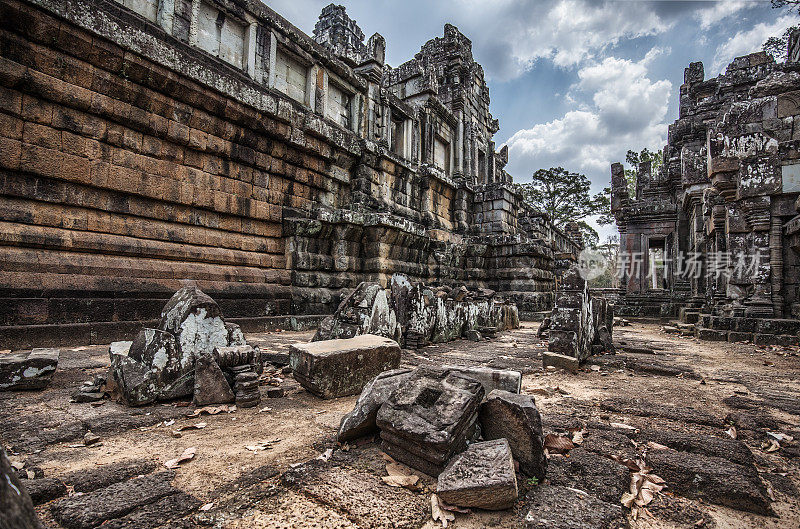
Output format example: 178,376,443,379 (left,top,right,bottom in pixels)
265,0,797,240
